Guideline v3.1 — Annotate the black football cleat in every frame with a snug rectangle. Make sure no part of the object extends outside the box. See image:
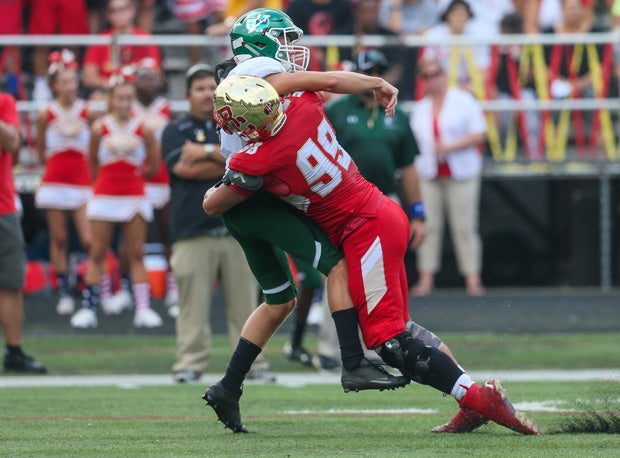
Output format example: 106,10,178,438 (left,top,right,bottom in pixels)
3,351,47,374
203,381,248,433
341,357,410,393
